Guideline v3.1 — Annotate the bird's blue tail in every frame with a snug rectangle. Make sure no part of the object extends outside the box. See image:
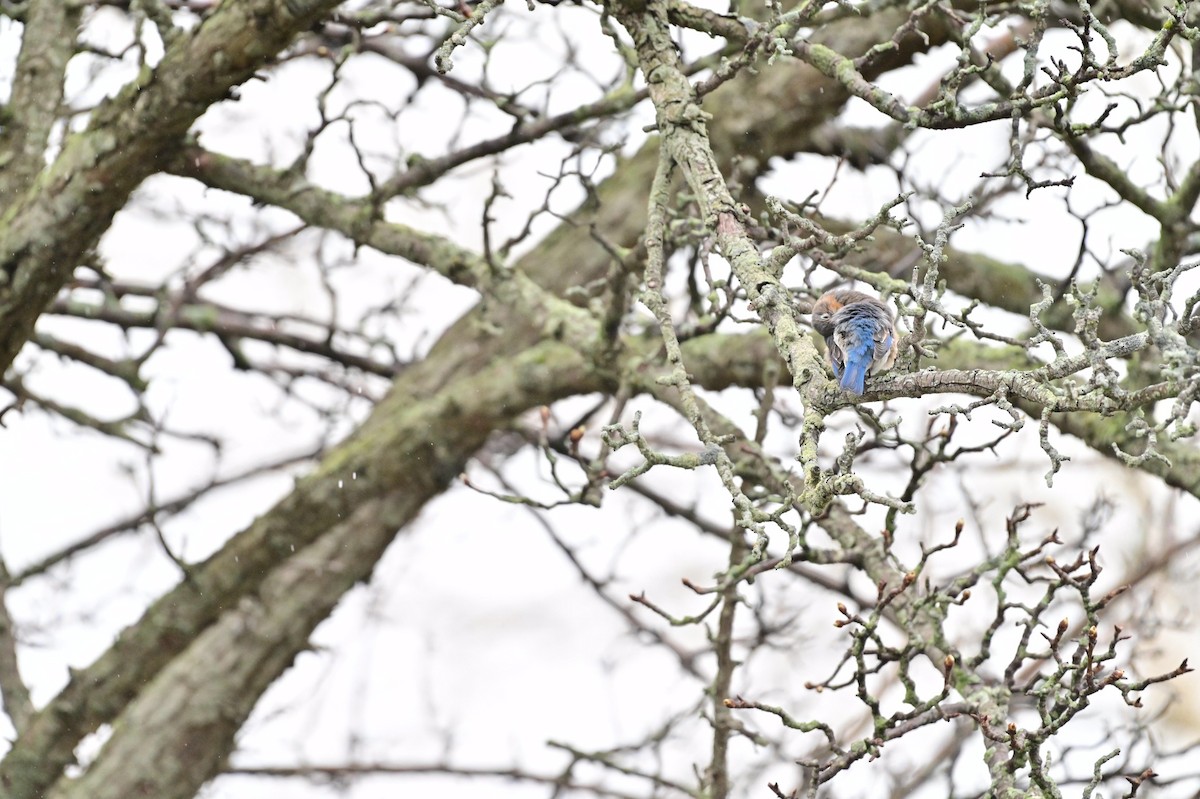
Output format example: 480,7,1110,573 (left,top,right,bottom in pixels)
839,339,873,394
